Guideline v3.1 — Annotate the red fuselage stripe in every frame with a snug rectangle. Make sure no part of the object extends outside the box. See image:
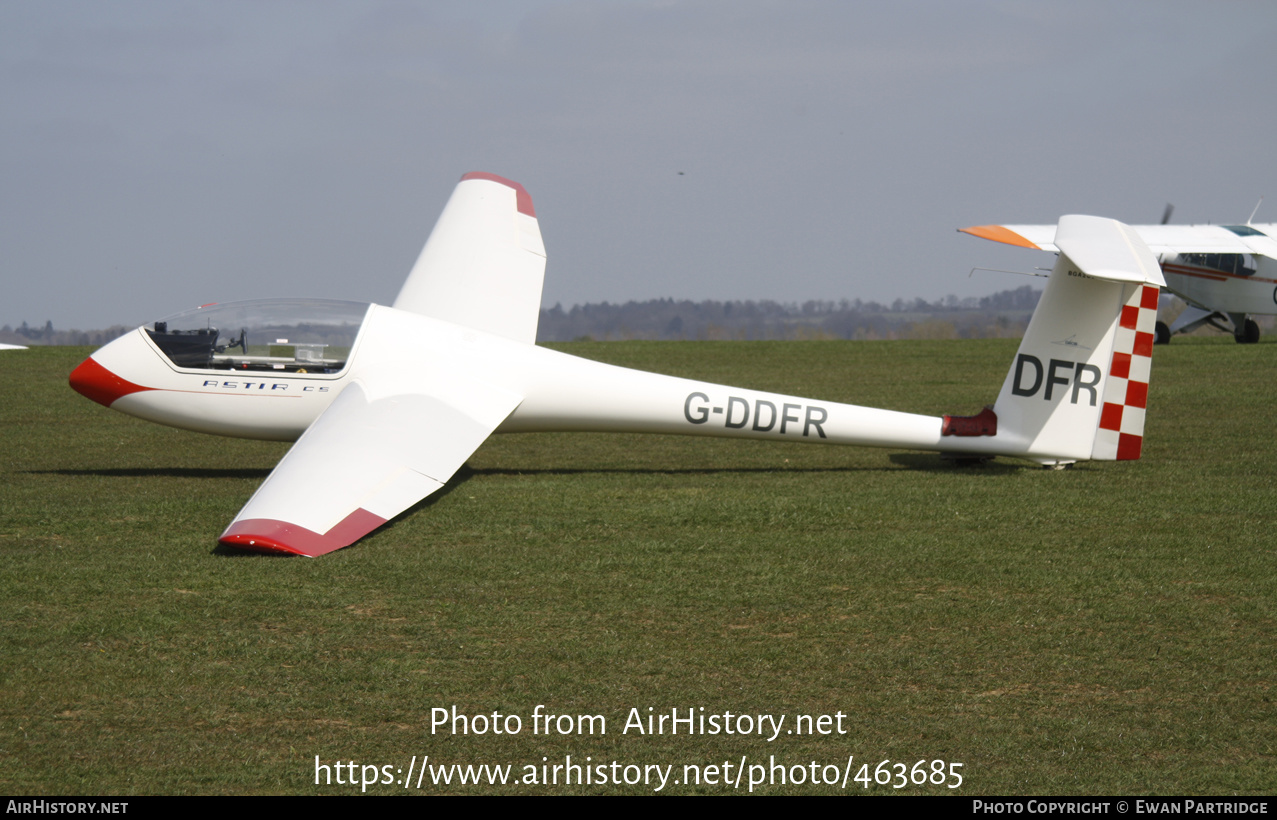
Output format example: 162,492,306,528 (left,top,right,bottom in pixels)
1162,263,1276,285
